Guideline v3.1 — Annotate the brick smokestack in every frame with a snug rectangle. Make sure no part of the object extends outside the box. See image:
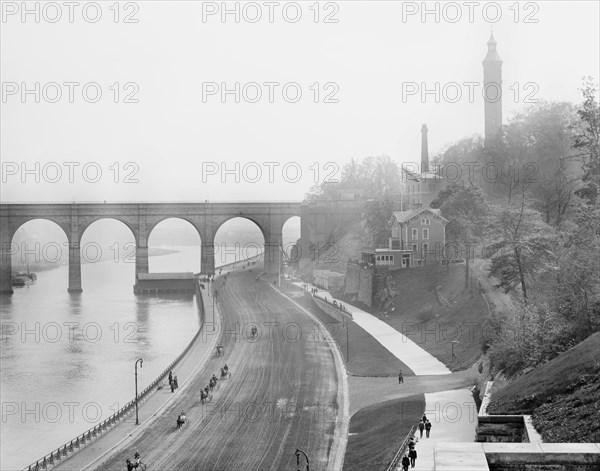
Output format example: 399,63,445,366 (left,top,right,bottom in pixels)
421,124,429,173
